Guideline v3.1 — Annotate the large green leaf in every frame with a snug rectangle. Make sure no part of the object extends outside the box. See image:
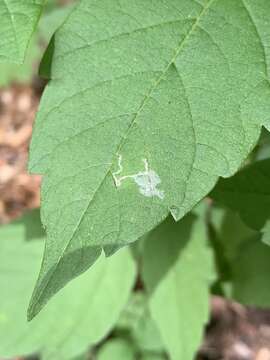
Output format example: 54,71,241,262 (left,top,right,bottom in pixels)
0,0,45,64
211,159,270,231
142,215,215,360
0,222,136,360
29,0,270,318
